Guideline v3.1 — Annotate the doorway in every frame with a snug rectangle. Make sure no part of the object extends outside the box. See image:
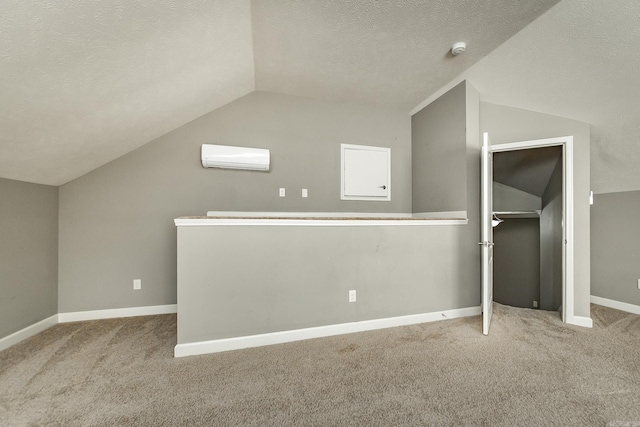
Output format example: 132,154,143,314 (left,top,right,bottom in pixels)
492,145,563,313
482,135,575,334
